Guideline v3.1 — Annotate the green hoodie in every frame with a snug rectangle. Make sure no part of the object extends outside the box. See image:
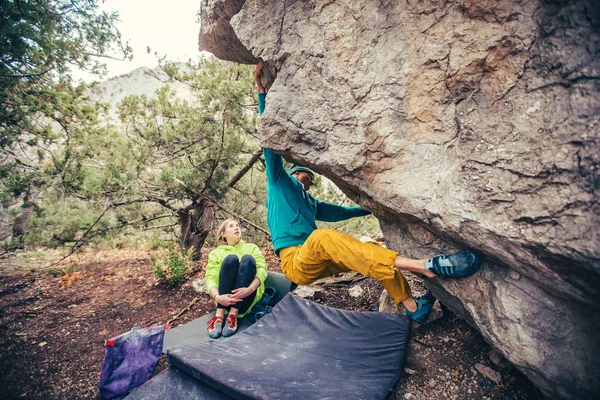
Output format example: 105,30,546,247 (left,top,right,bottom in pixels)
205,240,267,318
259,93,371,254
